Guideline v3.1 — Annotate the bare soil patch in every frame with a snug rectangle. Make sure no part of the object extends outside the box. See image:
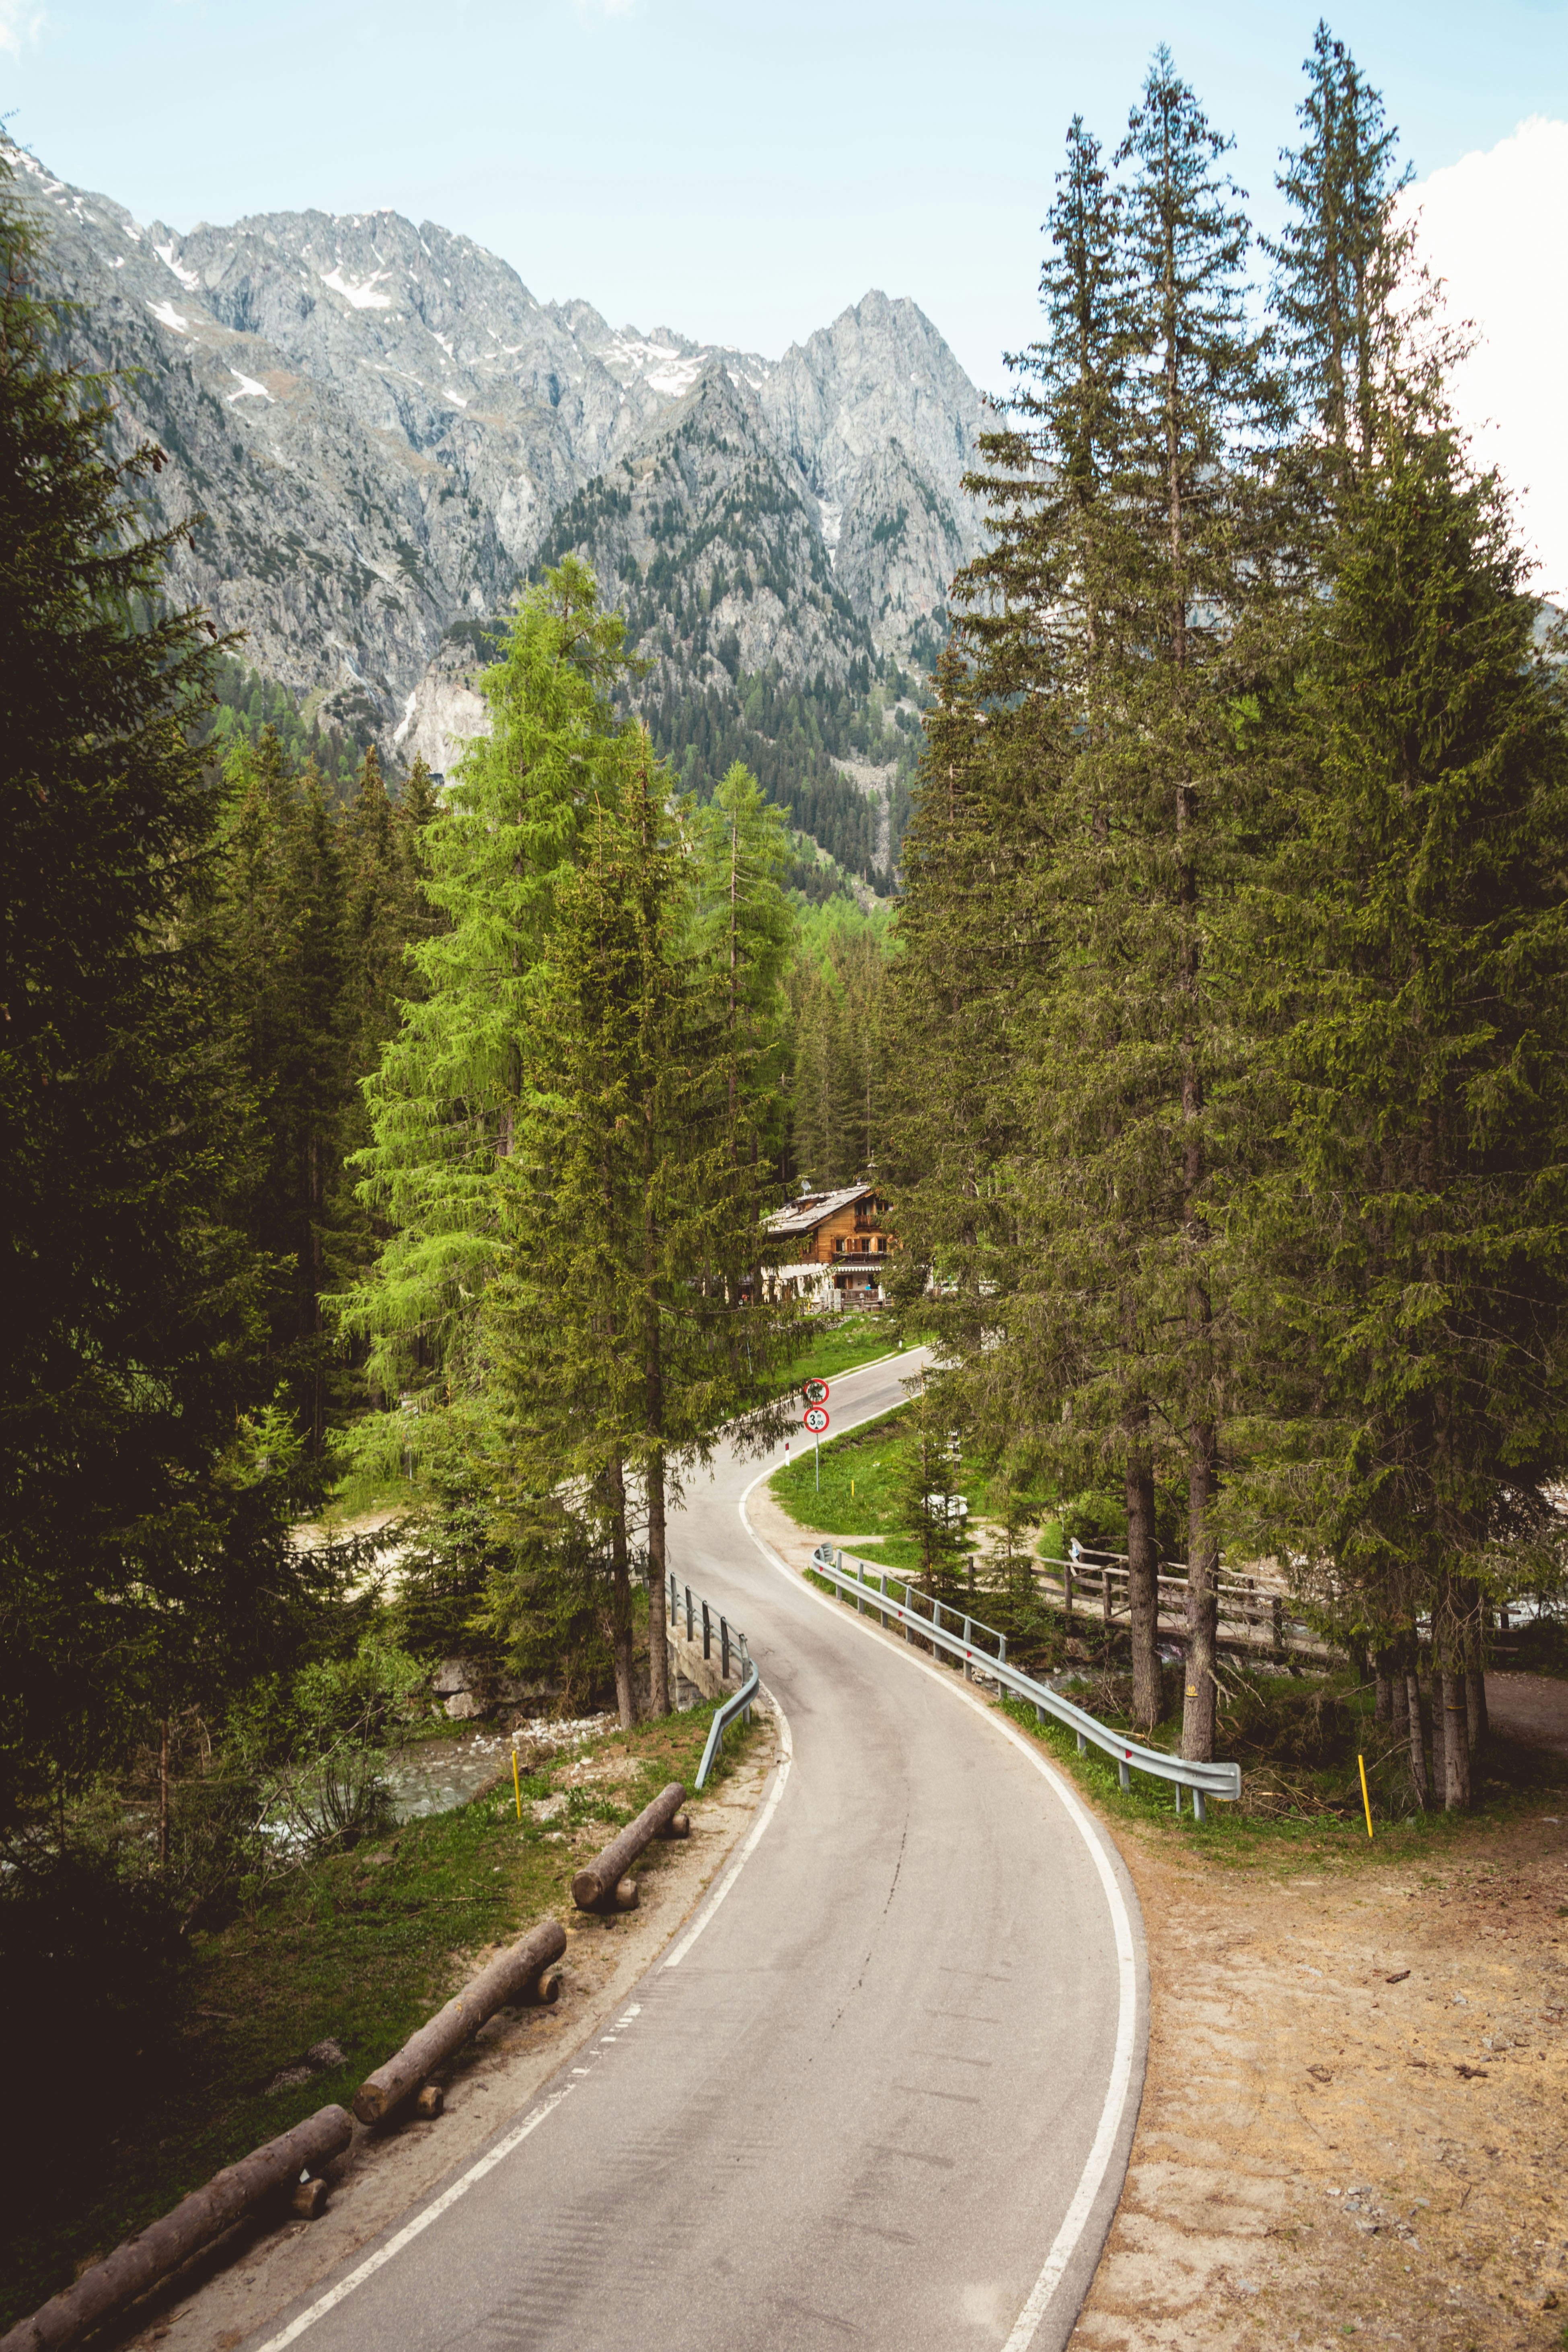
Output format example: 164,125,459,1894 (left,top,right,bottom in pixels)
1487,1674,1568,1763
1072,1790,1568,2351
